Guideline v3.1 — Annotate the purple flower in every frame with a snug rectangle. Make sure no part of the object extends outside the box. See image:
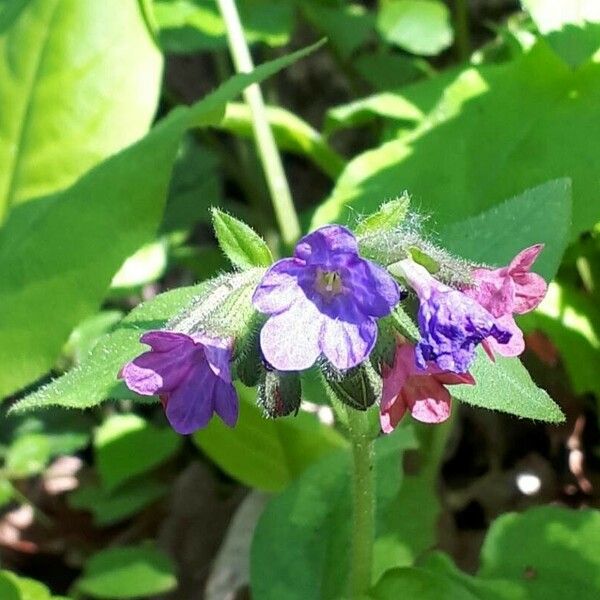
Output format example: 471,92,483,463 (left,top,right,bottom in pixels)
119,331,238,434
252,225,401,371
398,259,512,373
